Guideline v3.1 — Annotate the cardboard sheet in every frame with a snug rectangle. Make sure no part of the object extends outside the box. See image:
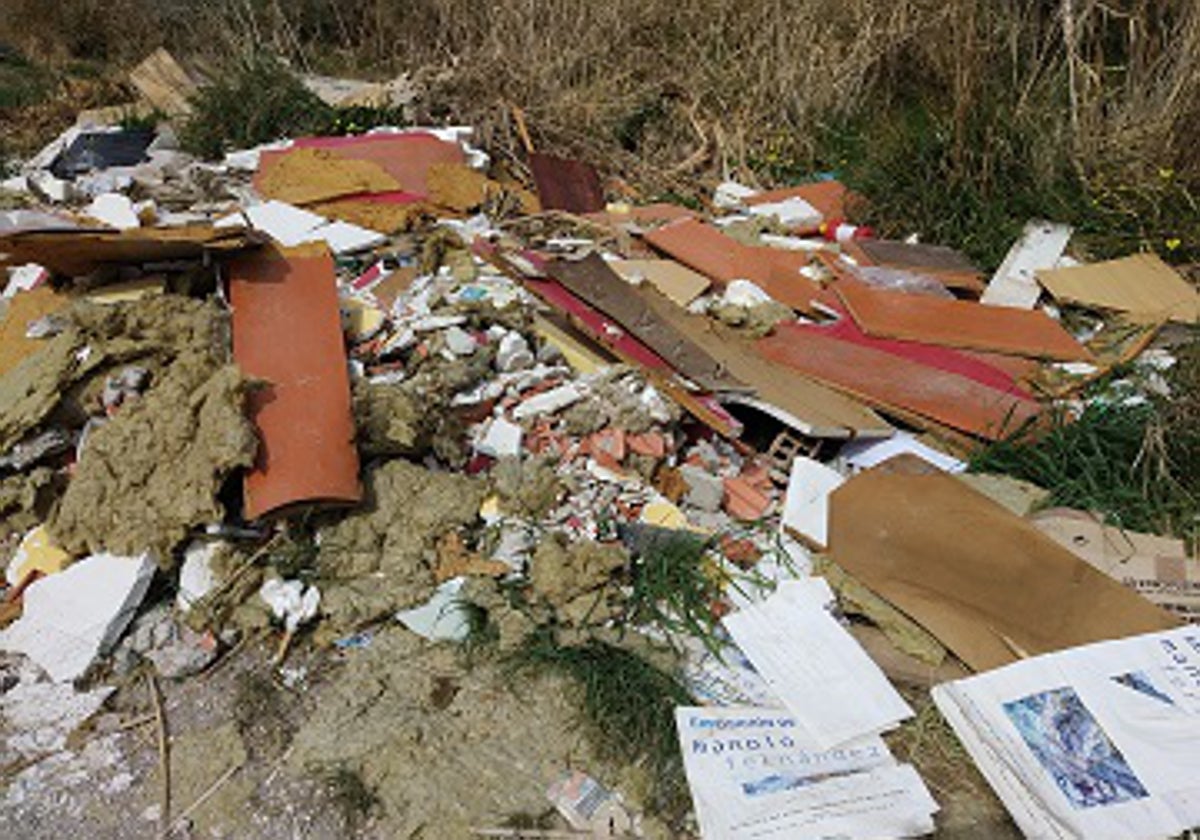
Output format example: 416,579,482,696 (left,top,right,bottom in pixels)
1029,508,1200,621
1037,252,1200,323
827,470,1179,671
758,322,1039,440
228,244,361,518
0,286,67,377
835,278,1091,361
609,258,710,307
632,285,893,437
642,218,822,313
0,225,264,276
